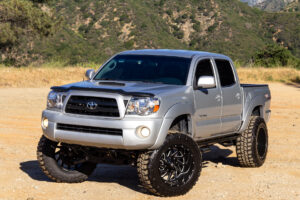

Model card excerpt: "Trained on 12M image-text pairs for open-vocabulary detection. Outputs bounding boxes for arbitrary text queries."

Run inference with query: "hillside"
[1,0,300,66]
[38,0,269,64]
[240,0,265,6]
[283,0,300,11]
[241,0,296,11]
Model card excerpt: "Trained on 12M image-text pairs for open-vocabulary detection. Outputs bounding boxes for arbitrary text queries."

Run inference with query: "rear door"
[214,59,242,133]
[193,58,222,138]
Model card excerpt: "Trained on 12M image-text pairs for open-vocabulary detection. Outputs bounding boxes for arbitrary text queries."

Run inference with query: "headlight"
[47,91,65,110]
[126,97,160,116]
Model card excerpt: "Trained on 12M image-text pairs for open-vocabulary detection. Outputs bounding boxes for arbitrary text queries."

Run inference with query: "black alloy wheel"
[37,136,96,183]
[256,125,268,159]
[54,143,86,172]
[159,144,194,187]
[137,133,202,197]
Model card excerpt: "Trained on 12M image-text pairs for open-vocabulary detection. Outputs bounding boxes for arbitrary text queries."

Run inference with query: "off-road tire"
[37,136,96,183]
[137,133,202,197]
[236,116,268,167]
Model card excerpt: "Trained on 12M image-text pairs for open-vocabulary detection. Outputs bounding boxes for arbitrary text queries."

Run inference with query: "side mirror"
[85,69,95,80]
[197,76,216,89]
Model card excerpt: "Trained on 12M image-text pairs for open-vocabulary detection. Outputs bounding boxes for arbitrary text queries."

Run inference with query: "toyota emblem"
[86,101,98,110]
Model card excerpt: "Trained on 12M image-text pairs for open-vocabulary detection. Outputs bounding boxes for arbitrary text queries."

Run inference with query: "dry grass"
[0,67,89,88]
[237,67,300,84]
[0,66,299,88]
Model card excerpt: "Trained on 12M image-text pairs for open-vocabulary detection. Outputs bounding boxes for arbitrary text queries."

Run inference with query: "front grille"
[65,96,119,117]
[57,123,123,136]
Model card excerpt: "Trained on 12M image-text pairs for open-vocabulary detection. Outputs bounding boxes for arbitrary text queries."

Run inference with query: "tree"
[0,0,62,66]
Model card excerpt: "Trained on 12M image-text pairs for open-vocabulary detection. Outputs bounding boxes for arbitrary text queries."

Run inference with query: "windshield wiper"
[136,80,164,84]
[98,78,117,81]
[97,78,164,84]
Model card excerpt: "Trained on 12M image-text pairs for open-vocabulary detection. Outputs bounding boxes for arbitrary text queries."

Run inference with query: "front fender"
[149,103,194,149]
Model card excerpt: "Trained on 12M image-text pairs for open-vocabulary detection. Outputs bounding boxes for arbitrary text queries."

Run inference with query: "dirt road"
[0,83,299,200]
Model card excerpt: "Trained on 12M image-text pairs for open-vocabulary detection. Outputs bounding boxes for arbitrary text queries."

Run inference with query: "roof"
[119,49,230,60]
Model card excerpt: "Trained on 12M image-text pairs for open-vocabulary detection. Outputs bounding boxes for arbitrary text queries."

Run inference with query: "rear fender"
[240,95,265,132]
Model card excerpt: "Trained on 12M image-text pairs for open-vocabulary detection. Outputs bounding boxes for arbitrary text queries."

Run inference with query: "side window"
[215,59,235,87]
[194,59,215,83]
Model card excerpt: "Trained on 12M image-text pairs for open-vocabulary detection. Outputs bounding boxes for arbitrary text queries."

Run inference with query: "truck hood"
[51,80,187,97]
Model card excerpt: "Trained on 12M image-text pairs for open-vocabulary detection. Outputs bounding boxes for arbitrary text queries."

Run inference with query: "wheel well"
[252,106,261,117]
[169,114,192,135]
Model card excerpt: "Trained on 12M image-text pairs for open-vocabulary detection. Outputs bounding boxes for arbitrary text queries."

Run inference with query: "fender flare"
[240,95,265,132]
[149,103,194,149]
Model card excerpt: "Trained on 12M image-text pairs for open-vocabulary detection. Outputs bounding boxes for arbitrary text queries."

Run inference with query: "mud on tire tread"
[236,116,268,167]
[37,136,96,183]
[137,133,202,197]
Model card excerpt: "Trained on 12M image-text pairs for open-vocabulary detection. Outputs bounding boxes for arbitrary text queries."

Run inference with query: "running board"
[196,134,239,147]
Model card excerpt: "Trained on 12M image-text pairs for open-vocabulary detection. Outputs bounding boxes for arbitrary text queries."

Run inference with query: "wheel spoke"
[177,159,184,165]
[161,171,168,178]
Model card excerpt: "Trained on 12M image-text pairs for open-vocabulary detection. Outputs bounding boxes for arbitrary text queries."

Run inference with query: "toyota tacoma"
[37,49,271,196]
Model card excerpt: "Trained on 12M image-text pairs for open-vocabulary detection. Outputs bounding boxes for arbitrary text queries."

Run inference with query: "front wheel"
[37,136,96,183]
[236,116,268,167]
[137,133,202,197]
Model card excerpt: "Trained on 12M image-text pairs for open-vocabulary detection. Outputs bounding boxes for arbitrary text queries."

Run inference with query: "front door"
[193,58,222,138]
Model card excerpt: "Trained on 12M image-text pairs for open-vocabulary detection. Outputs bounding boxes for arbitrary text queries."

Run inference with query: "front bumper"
[42,110,170,150]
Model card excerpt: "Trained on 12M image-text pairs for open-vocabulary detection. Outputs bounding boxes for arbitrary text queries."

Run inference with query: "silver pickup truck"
[37,49,271,196]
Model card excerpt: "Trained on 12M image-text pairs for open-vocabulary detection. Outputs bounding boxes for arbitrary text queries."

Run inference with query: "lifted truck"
[37,49,271,196]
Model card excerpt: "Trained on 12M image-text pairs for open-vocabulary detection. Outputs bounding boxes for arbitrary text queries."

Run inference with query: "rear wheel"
[37,136,96,183]
[137,133,202,197]
[236,116,268,167]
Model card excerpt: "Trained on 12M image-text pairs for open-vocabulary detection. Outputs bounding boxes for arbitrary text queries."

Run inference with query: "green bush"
[253,44,300,68]
[124,40,134,49]
[207,24,217,32]
[0,23,17,46]
[193,23,201,32]
[173,30,184,39]
[181,13,188,19]
[166,10,172,16]
[78,25,89,34]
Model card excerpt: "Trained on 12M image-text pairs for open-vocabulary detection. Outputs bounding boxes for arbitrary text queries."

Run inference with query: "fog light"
[141,127,150,137]
[42,117,48,129]
[137,126,150,138]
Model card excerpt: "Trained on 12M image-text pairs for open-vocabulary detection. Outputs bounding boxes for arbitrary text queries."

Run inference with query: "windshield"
[94,55,192,85]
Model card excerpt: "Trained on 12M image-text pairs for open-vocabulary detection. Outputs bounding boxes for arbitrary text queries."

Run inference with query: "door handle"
[215,95,221,101]
[235,93,241,100]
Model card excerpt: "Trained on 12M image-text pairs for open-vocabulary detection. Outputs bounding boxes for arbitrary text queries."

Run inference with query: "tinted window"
[94,55,192,85]
[195,59,214,80]
[194,59,215,88]
[215,59,235,87]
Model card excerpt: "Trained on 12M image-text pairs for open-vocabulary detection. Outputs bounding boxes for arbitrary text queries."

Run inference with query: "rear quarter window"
[215,59,236,87]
